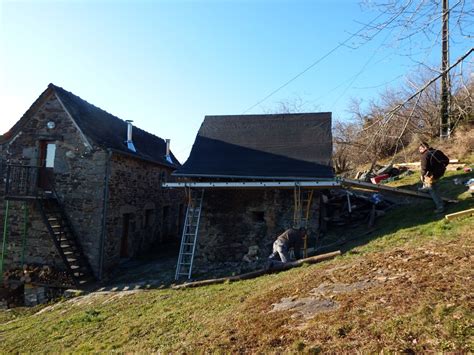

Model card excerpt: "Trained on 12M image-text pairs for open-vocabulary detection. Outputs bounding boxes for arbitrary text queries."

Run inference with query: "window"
[159,171,167,183]
[251,211,265,223]
[45,143,56,168]
[145,209,154,227]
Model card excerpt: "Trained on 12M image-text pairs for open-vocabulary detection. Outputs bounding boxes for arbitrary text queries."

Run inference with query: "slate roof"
[1,84,179,168]
[174,113,334,180]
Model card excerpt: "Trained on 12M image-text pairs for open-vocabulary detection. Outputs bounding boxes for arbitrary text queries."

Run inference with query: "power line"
[241,11,390,114]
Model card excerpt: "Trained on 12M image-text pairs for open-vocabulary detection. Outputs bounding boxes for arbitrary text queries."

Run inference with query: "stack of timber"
[322,189,392,229]
[3,264,74,287]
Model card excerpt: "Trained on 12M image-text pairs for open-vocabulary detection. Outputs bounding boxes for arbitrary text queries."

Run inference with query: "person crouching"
[268,227,306,264]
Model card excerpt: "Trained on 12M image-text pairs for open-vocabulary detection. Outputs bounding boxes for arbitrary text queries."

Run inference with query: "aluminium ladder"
[175,189,204,280]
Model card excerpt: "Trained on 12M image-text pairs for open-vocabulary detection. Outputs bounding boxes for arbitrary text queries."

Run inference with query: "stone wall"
[0,201,63,268]
[103,154,184,273]
[0,93,106,276]
[193,189,321,271]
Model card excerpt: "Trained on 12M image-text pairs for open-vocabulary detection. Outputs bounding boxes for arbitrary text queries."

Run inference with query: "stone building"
[165,113,337,278]
[0,84,183,285]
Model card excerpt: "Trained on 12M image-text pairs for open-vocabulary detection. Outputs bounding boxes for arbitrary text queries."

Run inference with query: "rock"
[63,289,85,299]
[248,245,259,257]
[24,286,47,307]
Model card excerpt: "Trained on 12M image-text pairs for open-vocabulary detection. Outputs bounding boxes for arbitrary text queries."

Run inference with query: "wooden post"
[172,250,341,289]
[445,209,474,221]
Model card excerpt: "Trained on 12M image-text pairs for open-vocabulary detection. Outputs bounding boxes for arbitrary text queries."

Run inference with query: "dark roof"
[2,84,179,168]
[174,113,333,180]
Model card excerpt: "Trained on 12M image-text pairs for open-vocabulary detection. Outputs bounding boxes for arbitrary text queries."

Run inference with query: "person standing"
[418,141,449,213]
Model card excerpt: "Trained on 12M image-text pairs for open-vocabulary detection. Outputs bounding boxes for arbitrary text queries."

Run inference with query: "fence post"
[0,200,10,283]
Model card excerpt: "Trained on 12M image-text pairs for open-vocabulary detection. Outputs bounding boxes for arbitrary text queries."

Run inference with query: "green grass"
[1,169,473,352]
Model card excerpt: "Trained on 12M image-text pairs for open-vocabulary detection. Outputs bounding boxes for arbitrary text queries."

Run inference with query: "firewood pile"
[322,189,394,229]
[3,265,74,287]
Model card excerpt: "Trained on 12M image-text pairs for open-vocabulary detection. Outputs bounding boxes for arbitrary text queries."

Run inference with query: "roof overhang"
[172,172,334,180]
[162,180,340,189]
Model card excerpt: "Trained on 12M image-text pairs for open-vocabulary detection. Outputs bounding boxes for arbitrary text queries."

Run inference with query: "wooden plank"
[340,178,457,203]
[172,251,341,289]
[340,178,432,199]
[445,209,474,221]
[395,159,459,166]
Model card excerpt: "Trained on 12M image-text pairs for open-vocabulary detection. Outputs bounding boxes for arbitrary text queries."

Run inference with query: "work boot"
[434,207,445,214]
[418,186,431,192]
[264,260,274,271]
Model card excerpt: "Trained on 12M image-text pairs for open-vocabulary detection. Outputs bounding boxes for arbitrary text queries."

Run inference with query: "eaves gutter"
[162,180,340,189]
[107,148,179,170]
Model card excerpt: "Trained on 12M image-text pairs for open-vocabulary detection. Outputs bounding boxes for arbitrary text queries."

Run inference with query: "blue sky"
[0,0,471,161]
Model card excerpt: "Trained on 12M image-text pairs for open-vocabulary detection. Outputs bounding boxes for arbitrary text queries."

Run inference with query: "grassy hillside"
[1,169,473,352]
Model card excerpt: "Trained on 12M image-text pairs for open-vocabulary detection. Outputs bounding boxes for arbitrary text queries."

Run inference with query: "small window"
[45,143,56,168]
[159,171,166,183]
[145,209,154,227]
[162,206,170,220]
[251,211,265,223]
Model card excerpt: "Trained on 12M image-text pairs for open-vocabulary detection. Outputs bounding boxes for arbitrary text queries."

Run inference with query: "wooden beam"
[445,209,474,221]
[340,178,457,203]
[340,178,432,199]
[172,250,341,289]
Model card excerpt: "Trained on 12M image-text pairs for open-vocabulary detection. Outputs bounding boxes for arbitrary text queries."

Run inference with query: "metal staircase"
[175,189,204,280]
[36,196,95,287]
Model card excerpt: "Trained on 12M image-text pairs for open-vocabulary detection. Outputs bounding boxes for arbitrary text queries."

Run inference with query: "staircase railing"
[36,187,95,286]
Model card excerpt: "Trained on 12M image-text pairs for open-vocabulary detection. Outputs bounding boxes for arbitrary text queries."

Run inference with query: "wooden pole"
[172,250,341,290]
[0,200,10,283]
[445,208,474,221]
[21,202,29,266]
[440,0,450,138]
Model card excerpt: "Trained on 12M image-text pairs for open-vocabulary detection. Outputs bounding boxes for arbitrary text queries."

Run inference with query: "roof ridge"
[204,112,331,118]
[49,83,167,143]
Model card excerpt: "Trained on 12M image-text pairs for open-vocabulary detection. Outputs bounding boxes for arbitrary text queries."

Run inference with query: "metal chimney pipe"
[125,120,136,152]
[165,139,170,156]
[126,120,133,142]
[165,139,173,164]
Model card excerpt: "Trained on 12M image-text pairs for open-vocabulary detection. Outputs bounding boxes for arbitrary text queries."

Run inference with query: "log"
[445,208,474,221]
[172,250,342,290]
[395,159,459,167]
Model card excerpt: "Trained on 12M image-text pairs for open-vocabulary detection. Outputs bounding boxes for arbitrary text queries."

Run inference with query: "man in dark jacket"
[268,227,305,263]
[419,142,449,213]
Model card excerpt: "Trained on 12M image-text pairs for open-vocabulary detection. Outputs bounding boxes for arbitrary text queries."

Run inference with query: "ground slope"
[0,170,473,352]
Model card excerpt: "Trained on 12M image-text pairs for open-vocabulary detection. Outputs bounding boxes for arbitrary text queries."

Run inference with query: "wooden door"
[38,141,56,190]
[120,214,130,258]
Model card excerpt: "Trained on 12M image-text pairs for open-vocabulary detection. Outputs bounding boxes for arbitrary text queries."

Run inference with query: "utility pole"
[440,0,450,138]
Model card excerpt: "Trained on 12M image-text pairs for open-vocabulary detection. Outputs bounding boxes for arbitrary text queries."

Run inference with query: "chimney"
[125,120,136,153]
[165,139,173,164]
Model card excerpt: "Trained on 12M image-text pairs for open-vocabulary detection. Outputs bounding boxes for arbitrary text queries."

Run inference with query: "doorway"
[120,213,131,258]
[38,140,56,190]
